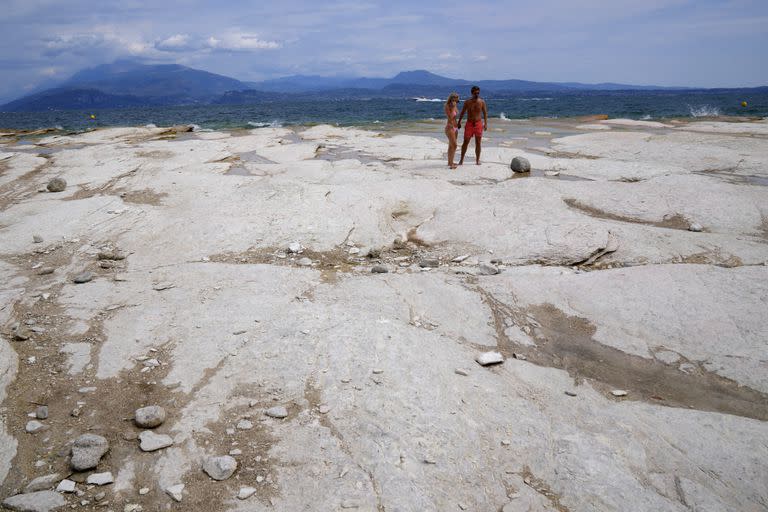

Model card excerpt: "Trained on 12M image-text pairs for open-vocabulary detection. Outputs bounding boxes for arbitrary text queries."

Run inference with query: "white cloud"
[155,33,194,52]
[205,32,280,52]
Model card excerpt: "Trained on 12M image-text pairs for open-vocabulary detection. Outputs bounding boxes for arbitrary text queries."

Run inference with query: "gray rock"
[2,490,67,511]
[70,434,109,471]
[46,177,67,193]
[287,242,302,253]
[134,406,166,428]
[477,263,500,275]
[454,368,470,376]
[165,484,184,502]
[237,487,257,500]
[688,223,703,232]
[138,431,173,452]
[33,235,43,244]
[265,406,288,419]
[297,257,313,267]
[371,265,389,274]
[72,271,93,284]
[86,472,113,486]
[97,251,126,261]
[202,455,237,481]
[26,420,46,433]
[24,474,61,493]
[55,479,75,493]
[35,406,49,420]
[475,351,504,366]
[37,268,55,276]
[13,327,30,341]
[236,419,253,430]
[418,259,439,268]
[510,156,531,173]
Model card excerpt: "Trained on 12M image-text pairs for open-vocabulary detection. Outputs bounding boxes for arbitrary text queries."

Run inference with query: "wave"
[499,112,511,121]
[248,120,283,128]
[517,97,554,102]
[688,105,720,117]
[412,97,443,102]
[641,115,652,120]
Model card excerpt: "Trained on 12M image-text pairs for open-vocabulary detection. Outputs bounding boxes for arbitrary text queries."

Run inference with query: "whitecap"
[688,105,720,117]
[517,97,554,102]
[413,97,443,102]
[499,112,511,121]
[641,115,652,120]
[248,120,283,128]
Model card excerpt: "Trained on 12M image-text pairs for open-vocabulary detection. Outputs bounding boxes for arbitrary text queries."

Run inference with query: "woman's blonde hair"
[445,92,459,108]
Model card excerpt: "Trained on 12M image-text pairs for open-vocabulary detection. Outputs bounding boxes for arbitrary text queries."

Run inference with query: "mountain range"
[0,60,754,112]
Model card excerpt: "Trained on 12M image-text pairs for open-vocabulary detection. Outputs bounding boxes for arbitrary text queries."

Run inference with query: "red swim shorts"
[464,120,484,140]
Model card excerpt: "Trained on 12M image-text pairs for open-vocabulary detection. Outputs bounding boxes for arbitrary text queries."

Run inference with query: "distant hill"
[5,61,758,112]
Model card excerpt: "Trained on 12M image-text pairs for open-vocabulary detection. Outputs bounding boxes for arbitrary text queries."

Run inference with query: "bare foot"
[476,161,481,165]
[450,164,458,169]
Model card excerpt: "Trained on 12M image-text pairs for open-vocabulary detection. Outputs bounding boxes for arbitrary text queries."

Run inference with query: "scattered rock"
[475,351,504,366]
[2,490,67,512]
[318,405,331,414]
[611,390,628,397]
[46,177,67,193]
[26,420,46,434]
[124,505,143,512]
[24,474,61,493]
[71,434,109,471]
[237,487,257,500]
[138,488,150,495]
[348,247,360,255]
[37,267,55,276]
[371,265,389,274]
[152,282,174,291]
[512,353,527,361]
[33,235,43,243]
[97,250,126,261]
[297,257,313,266]
[565,391,578,397]
[236,419,253,430]
[72,271,93,284]
[454,368,470,376]
[203,455,237,481]
[229,449,242,455]
[287,242,302,253]
[138,431,173,452]
[418,259,439,268]
[341,500,361,509]
[165,484,184,502]
[545,170,560,176]
[510,156,531,173]
[13,328,31,341]
[265,406,288,419]
[452,254,470,263]
[688,223,703,232]
[86,472,114,486]
[134,406,166,428]
[477,263,500,275]
[56,479,76,493]
[99,261,114,269]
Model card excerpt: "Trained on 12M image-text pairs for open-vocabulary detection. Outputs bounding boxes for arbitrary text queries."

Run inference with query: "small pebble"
[33,235,43,243]
[165,484,184,502]
[475,351,504,366]
[265,406,288,419]
[57,479,76,493]
[611,390,628,397]
[564,391,577,397]
[371,265,388,274]
[454,368,470,376]
[237,487,257,500]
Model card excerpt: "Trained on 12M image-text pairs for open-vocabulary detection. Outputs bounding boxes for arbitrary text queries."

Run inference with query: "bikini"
[446,106,458,133]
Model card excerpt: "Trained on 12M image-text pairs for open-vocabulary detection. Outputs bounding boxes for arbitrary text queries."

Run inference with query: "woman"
[444,92,460,169]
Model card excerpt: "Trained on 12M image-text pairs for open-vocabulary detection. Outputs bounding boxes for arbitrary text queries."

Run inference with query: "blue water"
[1,91,766,131]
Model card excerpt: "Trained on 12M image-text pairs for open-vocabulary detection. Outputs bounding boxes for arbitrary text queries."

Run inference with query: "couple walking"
[444,85,488,168]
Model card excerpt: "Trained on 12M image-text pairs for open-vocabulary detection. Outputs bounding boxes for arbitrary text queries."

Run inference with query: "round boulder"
[71,434,109,471]
[510,157,531,173]
[134,405,166,428]
[46,177,67,192]
[203,455,237,481]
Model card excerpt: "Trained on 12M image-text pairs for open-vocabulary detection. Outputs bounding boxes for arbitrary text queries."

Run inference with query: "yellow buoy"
[741,101,748,107]
[90,114,96,119]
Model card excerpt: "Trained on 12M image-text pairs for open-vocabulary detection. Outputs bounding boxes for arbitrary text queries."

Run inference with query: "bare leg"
[459,138,470,165]
[475,137,482,165]
[446,128,458,168]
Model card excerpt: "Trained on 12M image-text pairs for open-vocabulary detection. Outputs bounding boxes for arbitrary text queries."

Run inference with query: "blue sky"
[1,0,767,102]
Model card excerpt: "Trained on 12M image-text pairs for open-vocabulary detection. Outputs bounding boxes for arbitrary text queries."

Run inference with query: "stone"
[24,474,61,493]
[287,242,302,253]
[341,500,361,509]
[477,263,500,275]
[2,491,67,511]
[318,405,331,414]
[688,223,703,232]
[475,351,504,366]
[72,271,93,284]
[13,328,31,341]
[37,268,55,276]
[33,235,43,243]
[565,391,578,397]
[134,406,166,428]
[454,368,470,376]
[138,488,150,495]
[265,406,288,419]
[97,250,126,261]
[611,390,628,397]
[203,455,237,481]
[71,434,109,471]
[237,487,257,500]
[452,254,470,263]
[510,156,531,173]
[26,420,46,433]
[165,484,184,502]
[418,259,439,268]
[371,265,389,274]
[138,431,173,452]
[86,472,114,486]
[124,504,143,512]
[56,479,76,493]
[46,177,67,192]
[236,419,253,430]
[297,257,313,266]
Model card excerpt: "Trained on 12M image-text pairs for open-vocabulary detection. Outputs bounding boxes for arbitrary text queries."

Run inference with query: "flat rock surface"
[1,120,767,511]
[2,490,66,511]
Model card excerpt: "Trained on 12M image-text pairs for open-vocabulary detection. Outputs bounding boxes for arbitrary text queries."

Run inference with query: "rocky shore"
[1,118,767,511]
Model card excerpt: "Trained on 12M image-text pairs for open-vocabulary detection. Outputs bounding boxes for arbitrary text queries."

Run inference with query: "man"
[457,85,488,165]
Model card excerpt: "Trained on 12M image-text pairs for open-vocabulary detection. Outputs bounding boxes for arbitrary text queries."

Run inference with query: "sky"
[1,0,767,102]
